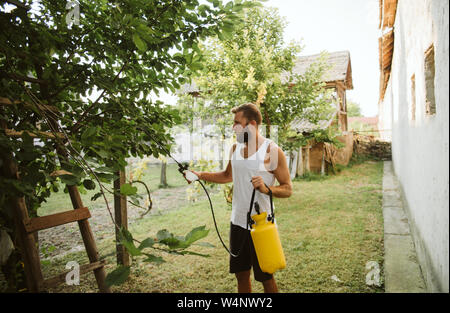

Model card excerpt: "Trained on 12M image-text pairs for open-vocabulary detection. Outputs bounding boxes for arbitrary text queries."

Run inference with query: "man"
[189,103,292,293]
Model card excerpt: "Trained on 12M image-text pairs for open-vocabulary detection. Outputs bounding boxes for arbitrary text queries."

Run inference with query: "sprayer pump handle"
[247,183,275,229]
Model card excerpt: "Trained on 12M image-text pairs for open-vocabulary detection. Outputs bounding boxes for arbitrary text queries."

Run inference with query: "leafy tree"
[190,5,334,151]
[347,99,363,117]
[0,0,255,290]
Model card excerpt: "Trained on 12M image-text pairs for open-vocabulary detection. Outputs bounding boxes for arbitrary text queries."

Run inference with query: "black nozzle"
[178,162,189,174]
[254,201,260,215]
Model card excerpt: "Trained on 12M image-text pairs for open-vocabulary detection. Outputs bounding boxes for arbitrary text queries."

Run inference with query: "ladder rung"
[42,259,107,289]
[24,207,91,233]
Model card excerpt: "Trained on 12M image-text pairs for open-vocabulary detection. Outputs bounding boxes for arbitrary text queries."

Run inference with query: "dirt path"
[38,185,196,260]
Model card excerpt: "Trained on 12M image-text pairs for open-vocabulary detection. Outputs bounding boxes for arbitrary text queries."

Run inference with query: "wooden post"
[321,146,326,176]
[0,151,44,292]
[114,170,130,266]
[289,150,298,179]
[305,146,311,174]
[297,147,304,177]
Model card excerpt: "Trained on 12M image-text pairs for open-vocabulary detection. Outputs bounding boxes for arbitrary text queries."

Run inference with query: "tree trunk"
[220,133,225,170]
[160,160,168,188]
[263,105,271,138]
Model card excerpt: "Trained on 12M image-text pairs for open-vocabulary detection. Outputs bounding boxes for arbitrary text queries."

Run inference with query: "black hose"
[198,179,246,258]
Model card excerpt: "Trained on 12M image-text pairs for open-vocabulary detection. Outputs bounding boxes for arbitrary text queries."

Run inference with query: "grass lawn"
[41,158,385,293]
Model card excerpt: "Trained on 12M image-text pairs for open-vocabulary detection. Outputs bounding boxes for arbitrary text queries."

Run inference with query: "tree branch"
[70,61,128,133]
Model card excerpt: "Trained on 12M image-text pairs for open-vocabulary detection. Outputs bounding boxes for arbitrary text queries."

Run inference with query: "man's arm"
[189,144,235,184]
[251,146,292,198]
[195,160,232,183]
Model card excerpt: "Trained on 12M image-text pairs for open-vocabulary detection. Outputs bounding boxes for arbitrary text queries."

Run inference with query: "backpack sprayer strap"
[247,183,275,230]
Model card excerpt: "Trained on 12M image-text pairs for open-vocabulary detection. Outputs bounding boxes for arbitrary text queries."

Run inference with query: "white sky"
[265,0,381,117]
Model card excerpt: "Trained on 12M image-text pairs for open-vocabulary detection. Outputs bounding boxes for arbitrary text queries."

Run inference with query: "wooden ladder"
[1,151,111,292]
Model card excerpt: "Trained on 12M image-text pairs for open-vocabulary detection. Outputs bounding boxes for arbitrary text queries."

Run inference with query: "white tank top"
[231,138,276,229]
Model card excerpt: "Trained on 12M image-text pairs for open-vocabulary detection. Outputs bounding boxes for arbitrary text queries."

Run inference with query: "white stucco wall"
[380,0,449,292]
[381,0,449,292]
[378,79,393,141]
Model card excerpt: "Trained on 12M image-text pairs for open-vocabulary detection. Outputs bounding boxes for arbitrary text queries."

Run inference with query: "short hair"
[231,103,262,125]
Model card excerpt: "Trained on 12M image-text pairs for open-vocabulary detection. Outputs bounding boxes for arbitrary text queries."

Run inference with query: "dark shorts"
[229,222,273,282]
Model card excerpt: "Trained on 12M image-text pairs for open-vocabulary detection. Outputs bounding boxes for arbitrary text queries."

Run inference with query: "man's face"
[232,111,248,132]
[232,111,258,145]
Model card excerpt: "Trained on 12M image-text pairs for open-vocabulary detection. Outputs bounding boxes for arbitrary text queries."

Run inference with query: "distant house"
[289,51,354,176]
[289,50,353,132]
[348,116,379,136]
[377,0,449,292]
[348,116,379,128]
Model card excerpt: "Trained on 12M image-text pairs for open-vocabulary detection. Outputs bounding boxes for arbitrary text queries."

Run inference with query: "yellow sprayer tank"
[250,212,286,274]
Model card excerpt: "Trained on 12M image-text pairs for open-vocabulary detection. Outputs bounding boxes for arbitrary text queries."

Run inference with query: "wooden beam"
[305,146,311,173]
[335,80,347,91]
[382,0,398,29]
[296,146,304,177]
[0,150,44,292]
[42,260,107,289]
[0,97,59,113]
[321,147,325,176]
[50,170,74,177]
[114,170,130,266]
[23,207,91,233]
[49,118,111,293]
[3,128,65,139]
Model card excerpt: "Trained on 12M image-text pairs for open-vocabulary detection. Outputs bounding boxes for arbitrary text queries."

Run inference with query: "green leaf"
[105,265,130,287]
[95,166,116,173]
[83,179,96,190]
[138,237,155,250]
[121,239,142,256]
[183,225,210,246]
[142,253,165,265]
[157,229,182,248]
[120,227,133,242]
[120,183,138,196]
[181,250,210,257]
[118,228,141,256]
[189,62,203,71]
[224,1,233,11]
[90,147,109,159]
[81,126,97,142]
[95,172,117,182]
[91,192,102,201]
[193,242,215,248]
[59,174,80,186]
[132,33,147,52]
[156,229,172,241]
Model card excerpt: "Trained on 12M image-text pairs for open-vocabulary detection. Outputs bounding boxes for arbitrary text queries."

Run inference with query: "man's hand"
[251,176,270,194]
[184,170,201,184]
